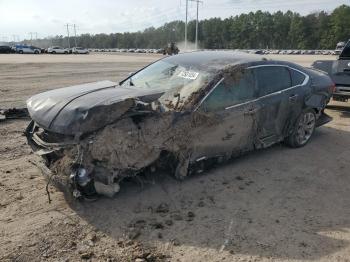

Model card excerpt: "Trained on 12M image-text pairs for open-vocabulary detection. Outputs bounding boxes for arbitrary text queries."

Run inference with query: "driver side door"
[191,68,259,162]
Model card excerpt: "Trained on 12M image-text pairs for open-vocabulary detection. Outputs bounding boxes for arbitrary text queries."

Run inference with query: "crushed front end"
[25,120,99,199]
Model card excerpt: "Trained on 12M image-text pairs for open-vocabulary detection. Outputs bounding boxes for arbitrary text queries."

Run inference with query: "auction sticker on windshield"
[178,70,199,80]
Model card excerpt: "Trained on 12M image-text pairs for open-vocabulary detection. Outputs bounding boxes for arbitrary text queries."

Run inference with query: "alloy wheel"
[296,112,316,145]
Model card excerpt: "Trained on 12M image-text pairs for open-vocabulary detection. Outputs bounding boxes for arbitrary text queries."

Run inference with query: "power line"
[111,6,190,31]
[1,36,9,42]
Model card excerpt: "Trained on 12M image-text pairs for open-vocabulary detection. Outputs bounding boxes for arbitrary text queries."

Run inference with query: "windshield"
[121,60,214,110]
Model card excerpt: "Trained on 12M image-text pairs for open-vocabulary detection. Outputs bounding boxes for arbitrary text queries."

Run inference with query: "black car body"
[312,40,350,101]
[0,45,14,54]
[25,51,333,198]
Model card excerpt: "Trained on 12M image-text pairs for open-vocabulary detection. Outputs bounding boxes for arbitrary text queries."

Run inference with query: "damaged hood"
[27,80,163,135]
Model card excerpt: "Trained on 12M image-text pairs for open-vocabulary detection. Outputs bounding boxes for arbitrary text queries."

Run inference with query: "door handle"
[289,94,299,102]
[244,108,258,115]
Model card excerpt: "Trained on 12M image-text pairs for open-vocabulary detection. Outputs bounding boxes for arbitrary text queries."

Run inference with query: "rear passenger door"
[283,67,309,126]
[251,65,293,147]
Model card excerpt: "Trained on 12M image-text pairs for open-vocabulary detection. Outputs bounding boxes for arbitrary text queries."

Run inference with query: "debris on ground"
[0,108,29,121]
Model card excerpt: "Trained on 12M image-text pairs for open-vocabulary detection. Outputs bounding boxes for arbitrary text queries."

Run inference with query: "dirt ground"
[1,53,350,262]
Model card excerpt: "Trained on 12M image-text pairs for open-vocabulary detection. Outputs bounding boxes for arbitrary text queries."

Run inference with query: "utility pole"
[185,0,188,50]
[73,24,77,47]
[12,35,18,43]
[29,32,34,45]
[189,0,203,50]
[66,24,70,48]
[33,32,38,45]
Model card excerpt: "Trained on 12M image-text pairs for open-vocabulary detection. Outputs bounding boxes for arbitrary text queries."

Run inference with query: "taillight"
[330,83,336,94]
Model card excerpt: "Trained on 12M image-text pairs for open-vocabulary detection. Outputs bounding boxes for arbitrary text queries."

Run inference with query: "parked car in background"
[0,45,15,54]
[72,47,89,54]
[16,45,41,54]
[335,41,345,55]
[312,40,350,102]
[25,51,333,199]
[47,46,69,54]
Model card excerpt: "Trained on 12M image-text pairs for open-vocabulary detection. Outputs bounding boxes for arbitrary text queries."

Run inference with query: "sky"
[0,0,349,41]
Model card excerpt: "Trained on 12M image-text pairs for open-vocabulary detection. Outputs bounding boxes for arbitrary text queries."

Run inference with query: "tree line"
[36,4,350,50]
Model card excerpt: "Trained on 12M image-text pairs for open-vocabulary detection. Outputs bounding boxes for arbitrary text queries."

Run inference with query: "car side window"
[290,69,305,86]
[254,66,291,97]
[200,69,257,112]
[340,42,350,59]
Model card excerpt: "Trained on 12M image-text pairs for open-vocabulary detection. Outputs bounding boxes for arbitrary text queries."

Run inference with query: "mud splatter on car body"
[25,51,333,199]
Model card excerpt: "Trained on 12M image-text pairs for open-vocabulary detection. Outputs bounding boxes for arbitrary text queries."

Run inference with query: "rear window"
[254,66,291,97]
[290,69,306,86]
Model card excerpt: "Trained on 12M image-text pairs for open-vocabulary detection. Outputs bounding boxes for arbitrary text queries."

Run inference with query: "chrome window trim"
[225,99,256,110]
[194,78,224,112]
[195,64,310,112]
[225,65,310,110]
[247,64,309,86]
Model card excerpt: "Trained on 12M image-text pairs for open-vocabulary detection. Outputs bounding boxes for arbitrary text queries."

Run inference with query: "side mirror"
[128,72,134,76]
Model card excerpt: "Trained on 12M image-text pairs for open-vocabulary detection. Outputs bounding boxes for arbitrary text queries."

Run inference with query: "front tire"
[286,109,316,148]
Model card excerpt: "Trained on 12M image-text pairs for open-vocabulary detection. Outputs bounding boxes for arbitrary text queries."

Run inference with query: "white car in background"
[72,47,89,54]
[16,45,41,54]
[47,46,69,54]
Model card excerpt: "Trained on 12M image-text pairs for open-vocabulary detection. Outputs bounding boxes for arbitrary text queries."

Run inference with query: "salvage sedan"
[25,51,334,199]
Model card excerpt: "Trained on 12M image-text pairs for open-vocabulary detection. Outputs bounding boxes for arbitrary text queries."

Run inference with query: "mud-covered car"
[25,51,333,199]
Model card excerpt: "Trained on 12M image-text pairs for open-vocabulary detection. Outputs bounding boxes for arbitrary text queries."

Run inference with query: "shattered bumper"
[25,118,162,199]
[25,121,101,199]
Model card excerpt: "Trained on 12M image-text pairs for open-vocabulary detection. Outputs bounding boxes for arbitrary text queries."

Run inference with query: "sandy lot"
[1,53,350,262]
[0,53,162,109]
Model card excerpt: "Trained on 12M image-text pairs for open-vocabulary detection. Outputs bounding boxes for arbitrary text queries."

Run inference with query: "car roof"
[162,51,266,72]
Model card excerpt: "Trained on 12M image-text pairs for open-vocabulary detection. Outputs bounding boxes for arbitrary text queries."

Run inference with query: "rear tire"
[285,109,316,148]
